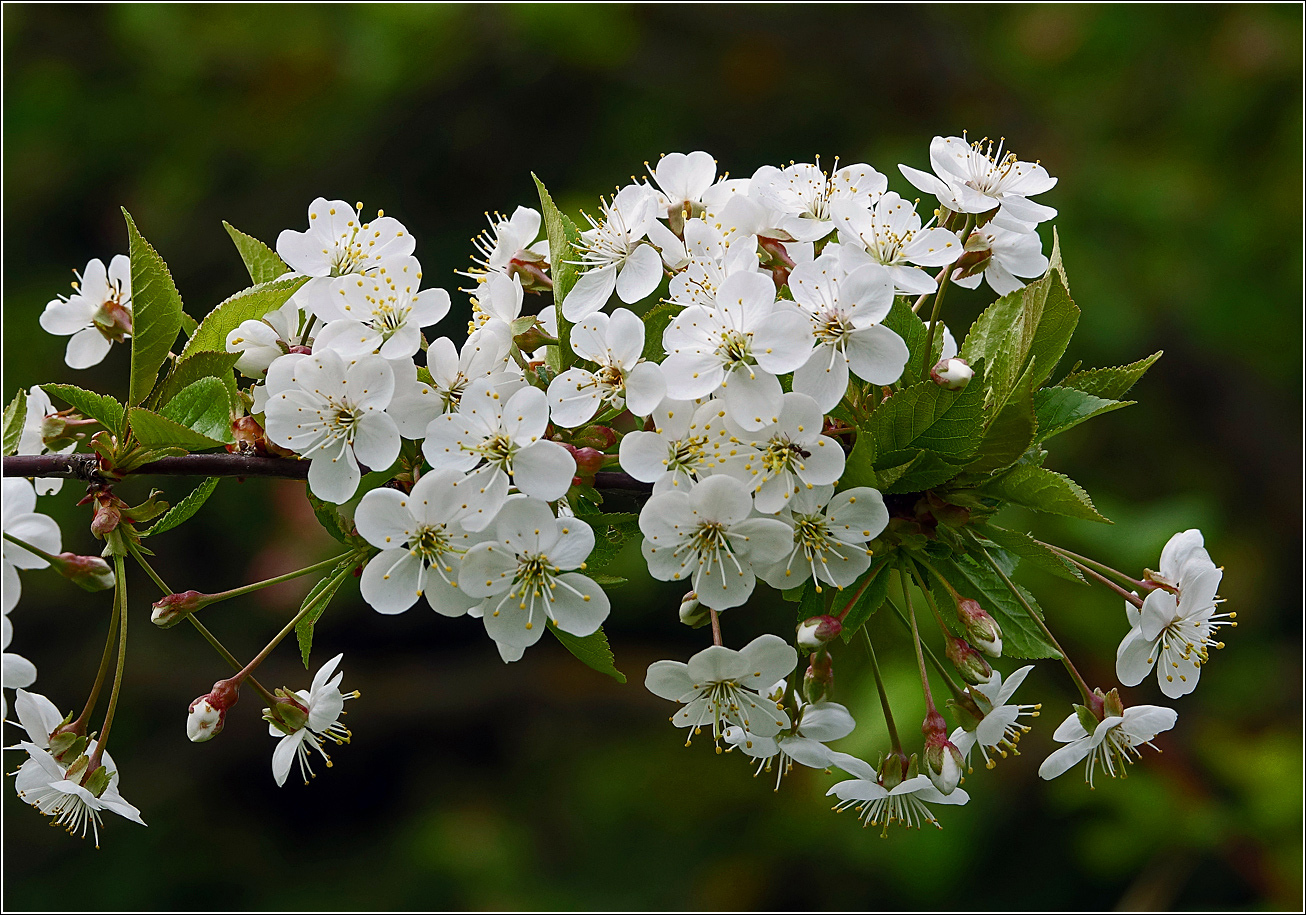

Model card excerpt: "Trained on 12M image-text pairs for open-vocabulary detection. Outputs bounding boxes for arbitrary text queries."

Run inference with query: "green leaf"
[180,274,307,359]
[840,560,892,641]
[1032,387,1130,444]
[839,431,878,490]
[141,477,220,537]
[979,463,1109,523]
[223,221,290,285]
[588,572,627,587]
[582,512,641,572]
[128,407,226,451]
[533,175,582,374]
[159,378,234,443]
[43,383,125,434]
[123,209,185,407]
[881,452,966,494]
[797,579,826,619]
[306,490,360,545]
[865,370,987,467]
[296,554,367,668]
[976,524,1086,584]
[3,388,27,457]
[551,625,627,683]
[152,350,240,411]
[926,554,1060,659]
[966,374,1037,474]
[640,301,680,365]
[179,312,199,337]
[1060,351,1163,400]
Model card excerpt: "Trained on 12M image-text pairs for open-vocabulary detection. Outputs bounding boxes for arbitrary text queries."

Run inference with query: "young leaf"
[223,221,290,285]
[159,377,234,443]
[979,463,1109,523]
[533,174,582,373]
[839,560,892,641]
[838,431,878,490]
[3,388,27,457]
[882,452,966,495]
[141,477,220,537]
[180,312,199,337]
[975,523,1086,584]
[180,274,307,359]
[307,490,364,546]
[152,350,241,410]
[1060,351,1163,400]
[583,512,641,571]
[866,371,987,467]
[1032,387,1131,444]
[797,579,825,619]
[43,383,125,434]
[926,554,1060,659]
[882,297,947,369]
[123,209,185,407]
[639,301,680,364]
[551,624,627,683]
[296,553,369,668]
[128,406,226,450]
[965,375,1037,474]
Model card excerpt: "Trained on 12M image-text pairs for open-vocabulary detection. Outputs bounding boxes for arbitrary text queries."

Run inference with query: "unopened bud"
[152,590,206,628]
[796,615,842,651]
[930,357,973,390]
[49,553,115,592]
[922,709,964,795]
[678,591,709,628]
[90,497,121,537]
[264,688,309,734]
[186,696,225,742]
[803,651,834,704]
[562,444,605,486]
[570,424,618,451]
[952,231,994,279]
[511,318,558,354]
[957,598,1003,657]
[945,636,993,685]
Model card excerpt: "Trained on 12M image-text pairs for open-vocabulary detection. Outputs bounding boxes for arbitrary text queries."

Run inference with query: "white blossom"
[17,385,73,495]
[759,486,888,591]
[313,257,449,360]
[562,184,666,320]
[3,479,61,614]
[39,255,132,369]
[546,307,666,427]
[951,224,1050,296]
[460,497,609,662]
[830,193,962,294]
[666,219,761,311]
[464,205,549,282]
[724,681,856,789]
[267,653,359,787]
[618,398,727,494]
[826,754,969,833]
[750,160,887,242]
[948,665,1042,771]
[644,634,798,745]
[900,135,1057,231]
[425,323,513,414]
[1038,700,1177,786]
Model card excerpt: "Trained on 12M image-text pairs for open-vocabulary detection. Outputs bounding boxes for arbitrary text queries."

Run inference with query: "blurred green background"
[3,4,1301,910]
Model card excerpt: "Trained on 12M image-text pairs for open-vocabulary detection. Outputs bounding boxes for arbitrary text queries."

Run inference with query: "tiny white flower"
[463,205,550,283]
[948,665,1042,771]
[460,497,609,662]
[639,475,793,610]
[950,224,1050,296]
[900,135,1058,231]
[826,754,969,833]
[226,299,308,379]
[313,257,449,360]
[3,478,62,614]
[1116,529,1232,699]
[562,184,664,321]
[18,385,74,496]
[263,349,401,504]
[422,378,576,529]
[39,255,132,369]
[725,684,857,789]
[546,307,666,427]
[267,653,359,787]
[425,324,514,414]
[618,398,727,494]
[355,469,485,617]
[1038,699,1177,786]
[645,634,798,745]
[751,160,887,242]
[186,697,224,743]
[759,486,889,592]
[830,193,963,294]
[666,219,761,311]
[467,271,525,337]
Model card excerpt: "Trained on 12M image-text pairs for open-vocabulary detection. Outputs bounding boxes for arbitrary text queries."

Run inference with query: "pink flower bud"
[151,590,206,628]
[945,636,993,685]
[930,357,974,390]
[89,497,121,537]
[957,598,1003,657]
[796,615,842,651]
[803,651,835,704]
[186,677,241,743]
[49,553,116,592]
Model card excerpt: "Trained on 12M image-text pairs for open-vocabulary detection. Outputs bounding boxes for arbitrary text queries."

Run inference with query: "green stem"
[85,554,128,777]
[884,595,968,703]
[65,582,120,736]
[2,530,59,565]
[230,563,353,685]
[834,557,889,622]
[708,607,723,646]
[898,565,936,712]
[1041,541,1155,594]
[1062,555,1146,608]
[860,628,902,753]
[198,553,353,607]
[905,558,955,637]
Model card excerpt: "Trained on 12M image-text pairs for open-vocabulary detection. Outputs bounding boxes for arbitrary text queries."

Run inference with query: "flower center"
[716,328,754,367]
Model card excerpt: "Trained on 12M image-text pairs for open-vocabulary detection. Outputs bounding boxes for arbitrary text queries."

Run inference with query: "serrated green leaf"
[142,477,219,537]
[797,579,826,619]
[839,431,878,490]
[1060,351,1163,400]
[588,572,627,587]
[866,369,987,467]
[582,512,641,572]
[123,209,184,407]
[296,554,367,668]
[306,490,360,545]
[839,560,892,641]
[882,452,966,494]
[180,275,307,359]
[976,523,1086,584]
[979,463,1109,523]
[128,407,226,450]
[223,221,289,285]
[152,350,240,411]
[533,175,582,374]
[640,301,680,364]
[924,553,1060,659]
[180,312,199,337]
[1032,387,1130,444]
[43,383,125,434]
[551,625,626,683]
[966,375,1037,474]
[3,388,27,457]
[159,377,234,443]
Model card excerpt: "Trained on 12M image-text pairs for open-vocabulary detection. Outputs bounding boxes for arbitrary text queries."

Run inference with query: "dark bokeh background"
[3,4,1301,910]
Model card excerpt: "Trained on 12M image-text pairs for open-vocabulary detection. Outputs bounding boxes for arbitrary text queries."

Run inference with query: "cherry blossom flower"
[951,224,1049,296]
[661,270,813,430]
[645,634,798,745]
[277,198,415,316]
[830,193,963,294]
[666,219,761,311]
[949,665,1042,771]
[826,753,969,833]
[639,475,793,610]
[618,398,727,494]
[563,184,664,320]
[312,257,449,360]
[355,469,484,617]
[263,349,400,504]
[425,324,514,414]
[546,307,666,427]
[724,681,857,789]
[787,251,908,411]
[1116,529,1232,699]
[900,135,1057,231]
[3,478,61,614]
[422,378,576,529]
[463,205,550,285]
[460,497,609,662]
[758,486,888,591]
[2,615,37,720]
[266,653,359,787]
[227,299,308,378]
[17,385,74,496]
[750,160,887,242]
[39,255,132,369]
[1038,695,1177,786]
[468,271,525,336]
